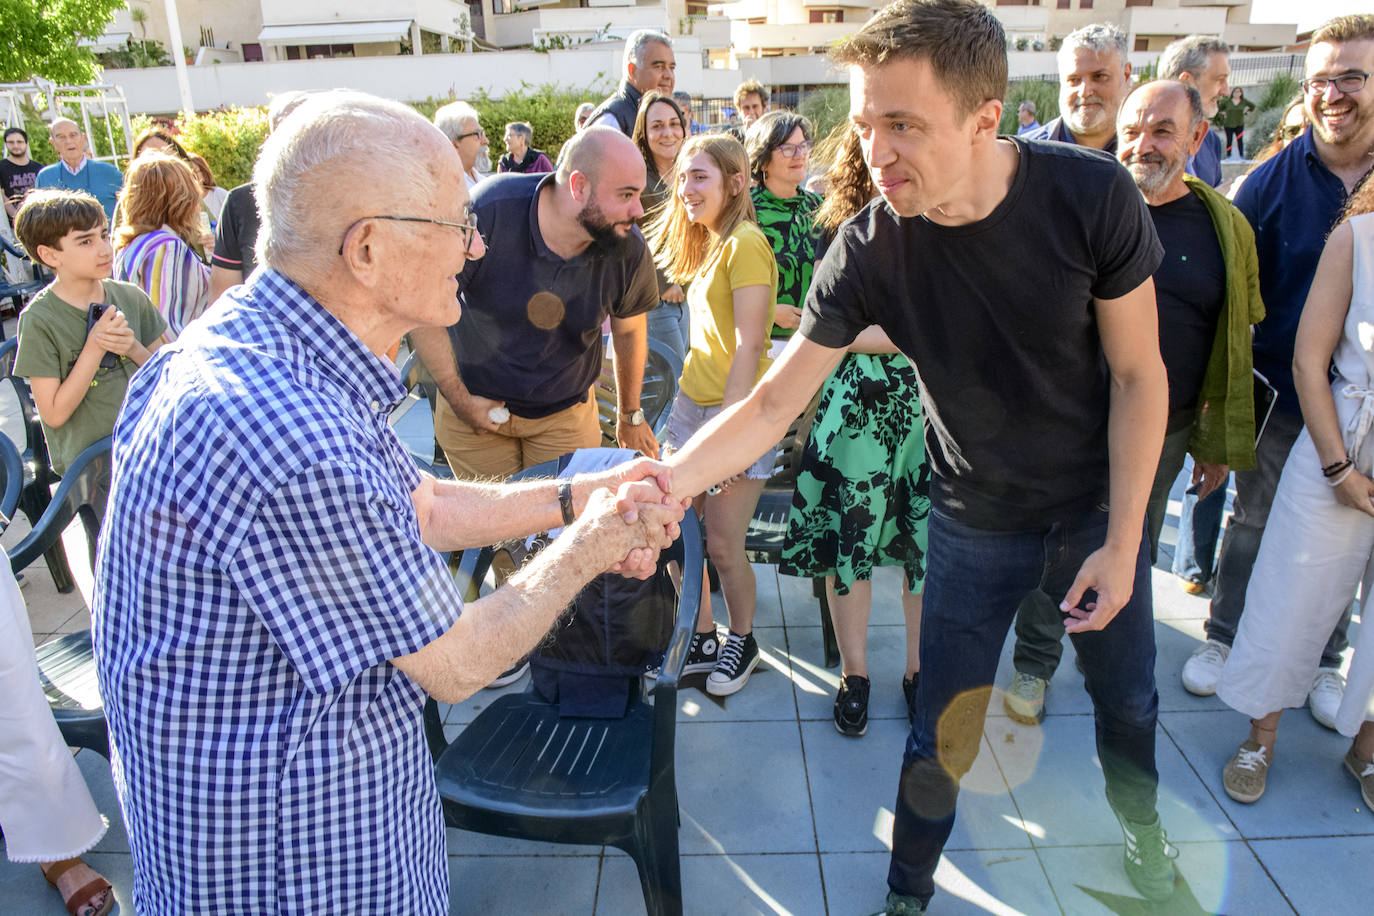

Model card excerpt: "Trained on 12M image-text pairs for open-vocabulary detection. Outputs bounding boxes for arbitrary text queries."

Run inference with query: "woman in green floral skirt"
[746,122,929,738]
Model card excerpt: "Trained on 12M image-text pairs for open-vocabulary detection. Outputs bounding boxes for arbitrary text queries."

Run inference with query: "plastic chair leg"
[629,811,682,916]
[18,483,75,593]
[813,578,840,668]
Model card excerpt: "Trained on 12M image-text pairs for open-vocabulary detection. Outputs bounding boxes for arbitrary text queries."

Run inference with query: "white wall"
[104,44,704,113]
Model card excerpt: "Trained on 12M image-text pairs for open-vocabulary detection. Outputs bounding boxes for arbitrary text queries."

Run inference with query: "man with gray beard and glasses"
[1004,79,1265,725]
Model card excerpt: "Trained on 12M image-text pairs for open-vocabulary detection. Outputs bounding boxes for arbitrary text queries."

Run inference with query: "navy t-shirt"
[1149,192,1225,415]
[449,172,658,418]
[210,183,259,279]
[799,138,1163,529]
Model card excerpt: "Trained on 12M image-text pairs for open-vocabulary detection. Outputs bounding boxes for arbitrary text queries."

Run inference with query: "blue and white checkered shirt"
[94,270,463,915]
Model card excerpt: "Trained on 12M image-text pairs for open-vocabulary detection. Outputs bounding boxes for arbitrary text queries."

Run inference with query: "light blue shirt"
[36,158,123,219]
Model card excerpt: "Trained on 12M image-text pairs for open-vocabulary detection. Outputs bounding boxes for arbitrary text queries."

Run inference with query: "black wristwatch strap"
[558,480,576,526]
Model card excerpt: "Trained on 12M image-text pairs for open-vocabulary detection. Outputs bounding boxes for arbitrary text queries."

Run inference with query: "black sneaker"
[682,631,720,676]
[706,631,759,696]
[834,675,871,736]
[486,658,529,689]
[902,673,920,727]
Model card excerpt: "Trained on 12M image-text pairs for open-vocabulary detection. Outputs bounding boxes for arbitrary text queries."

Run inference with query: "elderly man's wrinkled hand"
[583,456,676,508]
[581,486,684,580]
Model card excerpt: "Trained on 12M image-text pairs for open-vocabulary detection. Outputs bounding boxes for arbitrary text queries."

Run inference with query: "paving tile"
[991,713,1232,847]
[1161,708,1374,839]
[1038,840,1290,915]
[803,717,1032,855]
[820,849,1059,915]
[675,720,815,855]
[786,625,914,724]
[597,850,826,916]
[447,852,601,914]
[1250,836,1374,914]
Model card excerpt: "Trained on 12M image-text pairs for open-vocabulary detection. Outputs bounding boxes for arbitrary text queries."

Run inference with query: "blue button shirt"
[1186,130,1223,188]
[449,172,658,418]
[1233,129,1350,413]
[94,271,462,914]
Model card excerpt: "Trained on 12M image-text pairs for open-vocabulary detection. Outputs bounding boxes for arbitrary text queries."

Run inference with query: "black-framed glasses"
[1301,72,1369,95]
[455,127,486,141]
[337,215,480,255]
[776,140,814,158]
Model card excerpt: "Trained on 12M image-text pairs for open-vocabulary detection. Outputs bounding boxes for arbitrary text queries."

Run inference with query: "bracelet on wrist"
[1327,465,1355,487]
[557,480,576,526]
[1322,458,1353,479]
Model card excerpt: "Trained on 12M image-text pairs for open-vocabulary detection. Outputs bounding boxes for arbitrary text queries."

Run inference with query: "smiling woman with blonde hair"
[112,152,212,338]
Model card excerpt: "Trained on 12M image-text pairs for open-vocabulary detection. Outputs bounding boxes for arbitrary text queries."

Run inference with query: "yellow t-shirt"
[678,221,778,406]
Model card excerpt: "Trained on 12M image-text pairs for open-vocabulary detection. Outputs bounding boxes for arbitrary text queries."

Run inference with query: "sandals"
[41,858,114,916]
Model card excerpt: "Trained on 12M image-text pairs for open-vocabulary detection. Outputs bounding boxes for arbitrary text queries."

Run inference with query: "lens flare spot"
[527,292,565,330]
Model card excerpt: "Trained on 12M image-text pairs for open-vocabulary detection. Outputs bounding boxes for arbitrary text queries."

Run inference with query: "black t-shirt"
[450,173,658,418]
[1149,192,1226,415]
[210,183,260,278]
[800,138,1163,529]
[0,159,44,205]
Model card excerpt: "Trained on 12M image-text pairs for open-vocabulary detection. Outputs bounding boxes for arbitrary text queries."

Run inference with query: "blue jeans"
[1171,478,1226,584]
[889,506,1159,905]
[646,301,688,367]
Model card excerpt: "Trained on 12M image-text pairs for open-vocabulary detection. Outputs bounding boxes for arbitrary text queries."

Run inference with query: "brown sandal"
[41,858,114,916]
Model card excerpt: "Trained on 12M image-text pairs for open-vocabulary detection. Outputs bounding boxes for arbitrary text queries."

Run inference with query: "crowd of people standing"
[1,3,1373,915]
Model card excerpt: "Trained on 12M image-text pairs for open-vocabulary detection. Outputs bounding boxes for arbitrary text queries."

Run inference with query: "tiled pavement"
[3,377,1372,912]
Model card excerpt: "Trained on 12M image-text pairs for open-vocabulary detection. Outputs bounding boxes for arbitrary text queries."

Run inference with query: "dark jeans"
[1012,421,1189,680]
[889,506,1159,905]
[646,301,688,367]
[1224,126,1245,158]
[1208,407,1351,666]
[1171,478,1226,585]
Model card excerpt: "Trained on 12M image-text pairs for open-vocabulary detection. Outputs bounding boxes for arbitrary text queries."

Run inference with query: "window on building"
[747,17,766,24]
[997,0,1031,6]
[1080,0,1092,8]
[1134,37,1150,51]
[809,9,844,22]
[687,1,708,15]
[241,42,263,62]
[1125,0,1152,6]
[1057,0,1070,8]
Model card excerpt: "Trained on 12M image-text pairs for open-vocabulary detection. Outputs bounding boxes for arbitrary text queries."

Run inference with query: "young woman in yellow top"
[649,133,778,696]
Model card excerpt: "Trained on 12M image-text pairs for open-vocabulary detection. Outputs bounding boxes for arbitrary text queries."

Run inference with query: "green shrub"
[174,107,269,188]
[462,81,612,161]
[1257,73,1301,111]
[797,86,849,146]
[1000,80,1058,135]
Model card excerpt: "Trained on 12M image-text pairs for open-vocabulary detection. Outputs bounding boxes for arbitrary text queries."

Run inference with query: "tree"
[1,0,130,84]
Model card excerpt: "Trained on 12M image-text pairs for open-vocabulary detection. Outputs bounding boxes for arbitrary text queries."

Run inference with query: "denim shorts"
[663,392,777,481]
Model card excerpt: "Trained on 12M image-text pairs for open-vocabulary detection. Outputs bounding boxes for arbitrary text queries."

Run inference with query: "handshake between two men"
[395,455,692,703]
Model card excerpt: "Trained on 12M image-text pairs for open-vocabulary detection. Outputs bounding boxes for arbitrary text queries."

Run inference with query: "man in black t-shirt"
[1006,81,1265,723]
[1,128,45,220]
[663,2,1175,911]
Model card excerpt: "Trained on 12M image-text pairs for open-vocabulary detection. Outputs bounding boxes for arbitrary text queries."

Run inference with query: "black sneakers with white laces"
[707,631,759,696]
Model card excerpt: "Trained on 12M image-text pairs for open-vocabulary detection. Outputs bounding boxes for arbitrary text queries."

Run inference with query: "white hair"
[624,29,670,72]
[1060,23,1128,64]
[254,91,442,277]
[1157,35,1230,81]
[49,116,81,134]
[433,100,481,141]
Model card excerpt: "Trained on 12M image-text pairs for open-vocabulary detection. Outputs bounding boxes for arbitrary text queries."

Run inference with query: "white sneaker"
[1181,640,1229,696]
[1308,669,1346,730]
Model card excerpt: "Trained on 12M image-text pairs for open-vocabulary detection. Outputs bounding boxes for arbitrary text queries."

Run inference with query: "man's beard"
[476,149,492,174]
[1124,151,1185,198]
[578,200,635,257]
[1066,97,1112,135]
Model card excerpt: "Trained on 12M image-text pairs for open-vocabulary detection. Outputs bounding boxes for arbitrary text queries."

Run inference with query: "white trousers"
[0,565,107,862]
[1217,427,1374,736]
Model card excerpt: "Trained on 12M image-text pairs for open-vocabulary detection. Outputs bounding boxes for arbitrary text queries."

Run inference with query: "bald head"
[558,126,645,187]
[254,91,462,280]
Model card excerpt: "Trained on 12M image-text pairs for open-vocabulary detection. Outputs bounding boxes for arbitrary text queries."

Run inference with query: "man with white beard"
[1005,79,1265,723]
[1028,23,1130,154]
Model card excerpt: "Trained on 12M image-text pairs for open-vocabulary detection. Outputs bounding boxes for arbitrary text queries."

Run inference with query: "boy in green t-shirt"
[12,189,166,477]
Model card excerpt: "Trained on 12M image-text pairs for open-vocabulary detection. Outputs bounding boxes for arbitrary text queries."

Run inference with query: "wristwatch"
[621,408,645,426]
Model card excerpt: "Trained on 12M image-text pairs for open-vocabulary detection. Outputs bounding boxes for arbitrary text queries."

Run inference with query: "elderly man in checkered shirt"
[91,91,684,915]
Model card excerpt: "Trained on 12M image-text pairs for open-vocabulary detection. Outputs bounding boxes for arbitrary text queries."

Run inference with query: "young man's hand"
[92,308,136,356]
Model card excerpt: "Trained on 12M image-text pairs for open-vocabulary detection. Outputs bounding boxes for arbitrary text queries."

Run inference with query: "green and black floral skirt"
[779,353,930,595]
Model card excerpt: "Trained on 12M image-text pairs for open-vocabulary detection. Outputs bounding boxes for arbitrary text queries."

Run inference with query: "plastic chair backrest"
[7,436,111,574]
[0,433,22,528]
[595,335,682,447]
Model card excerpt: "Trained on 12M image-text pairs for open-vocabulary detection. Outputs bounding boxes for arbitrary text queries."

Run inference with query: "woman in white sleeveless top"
[1215,175,1374,811]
